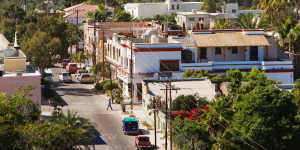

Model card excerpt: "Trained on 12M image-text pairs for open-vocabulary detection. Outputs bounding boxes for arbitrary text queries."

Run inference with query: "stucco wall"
[4,58,26,72]
[125,3,168,19]
[265,72,294,84]
[134,51,181,73]
[265,37,279,60]
[0,75,41,105]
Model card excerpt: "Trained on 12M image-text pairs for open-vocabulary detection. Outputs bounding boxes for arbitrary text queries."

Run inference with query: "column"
[245,47,250,61]
[258,46,264,61]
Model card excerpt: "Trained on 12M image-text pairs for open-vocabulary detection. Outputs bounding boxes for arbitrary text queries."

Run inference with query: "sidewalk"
[112,103,172,150]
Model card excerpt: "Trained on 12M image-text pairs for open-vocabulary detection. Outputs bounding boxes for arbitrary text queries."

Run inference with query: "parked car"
[122,117,139,135]
[66,63,78,74]
[61,59,70,68]
[135,135,152,150]
[43,72,54,83]
[78,73,94,84]
[75,69,89,80]
[59,72,72,83]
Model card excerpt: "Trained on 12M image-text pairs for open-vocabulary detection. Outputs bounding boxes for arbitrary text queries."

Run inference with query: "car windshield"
[70,64,76,67]
[82,74,90,78]
[79,70,88,73]
[125,121,138,127]
[138,137,149,142]
[44,73,53,77]
[62,73,70,76]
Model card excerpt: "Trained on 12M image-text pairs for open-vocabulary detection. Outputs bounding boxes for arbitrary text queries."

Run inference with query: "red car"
[135,135,152,150]
[66,63,78,74]
[61,59,70,68]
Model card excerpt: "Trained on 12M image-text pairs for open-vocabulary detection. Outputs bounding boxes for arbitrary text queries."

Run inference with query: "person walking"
[106,96,113,111]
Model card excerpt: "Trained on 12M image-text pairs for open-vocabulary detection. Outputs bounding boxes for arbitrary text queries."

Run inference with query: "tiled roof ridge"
[64,3,85,11]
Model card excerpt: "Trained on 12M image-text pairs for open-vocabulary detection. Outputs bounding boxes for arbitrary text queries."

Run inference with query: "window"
[215,47,222,55]
[181,49,194,63]
[232,9,237,13]
[160,60,179,71]
[137,83,142,100]
[189,17,194,21]
[232,47,238,54]
[171,4,175,10]
[199,47,207,59]
[177,4,180,10]
[198,17,204,22]
[250,46,258,61]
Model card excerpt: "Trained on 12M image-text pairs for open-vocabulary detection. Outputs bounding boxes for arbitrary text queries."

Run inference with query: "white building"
[124,0,203,19]
[175,11,236,30]
[105,29,294,103]
[223,3,263,17]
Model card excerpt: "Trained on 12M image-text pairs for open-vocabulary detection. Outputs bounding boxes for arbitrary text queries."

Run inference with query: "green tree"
[213,19,233,29]
[237,13,260,29]
[172,95,208,111]
[292,79,300,110]
[231,85,300,150]
[201,0,217,13]
[87,4,111,21]
[0,88,94,150]
[114,8,133,22]
[21,31,61,74]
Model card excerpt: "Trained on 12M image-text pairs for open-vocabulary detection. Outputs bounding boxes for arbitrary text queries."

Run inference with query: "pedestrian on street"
[106,96,113,111]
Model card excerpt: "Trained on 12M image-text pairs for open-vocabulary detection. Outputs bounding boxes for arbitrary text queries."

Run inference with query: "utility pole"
[169,78,173,150]
[130,25,134,111]
[153,97,158,149]
[102,23,105,80]
[160,79,179,150]
[76,8,79,54]
[93,18,96,66]
[164,84,168,150]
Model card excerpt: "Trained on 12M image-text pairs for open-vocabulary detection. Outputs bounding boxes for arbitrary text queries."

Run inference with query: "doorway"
[250,46,258,61]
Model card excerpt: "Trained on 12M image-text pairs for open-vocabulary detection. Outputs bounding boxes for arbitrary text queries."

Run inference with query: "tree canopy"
[0,88,93,150]
[174,68,300,150]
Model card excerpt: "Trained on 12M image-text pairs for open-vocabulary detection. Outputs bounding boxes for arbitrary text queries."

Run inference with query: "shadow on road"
[81,127,106,145]
[56,87,97,96]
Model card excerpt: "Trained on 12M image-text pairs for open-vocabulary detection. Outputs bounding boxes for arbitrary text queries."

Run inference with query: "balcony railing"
[181,60,293,71]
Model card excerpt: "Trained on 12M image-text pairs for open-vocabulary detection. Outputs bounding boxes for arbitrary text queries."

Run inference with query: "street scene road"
[42,67,136,150]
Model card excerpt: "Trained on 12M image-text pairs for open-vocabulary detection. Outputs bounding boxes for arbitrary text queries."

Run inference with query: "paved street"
[42,67,136,150]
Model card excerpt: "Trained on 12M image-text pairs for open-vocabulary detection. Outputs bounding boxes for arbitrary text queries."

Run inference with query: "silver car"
[78,73,94,84]
[59,72,72,83]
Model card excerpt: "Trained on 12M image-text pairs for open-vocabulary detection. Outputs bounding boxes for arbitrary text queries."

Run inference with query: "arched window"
[182,49,194,63]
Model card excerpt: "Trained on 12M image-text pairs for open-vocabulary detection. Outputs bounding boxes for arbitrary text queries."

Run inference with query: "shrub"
[121,104,126,112]
[103,81,118,91]
[95,80,110,91]
[113,88,123,104]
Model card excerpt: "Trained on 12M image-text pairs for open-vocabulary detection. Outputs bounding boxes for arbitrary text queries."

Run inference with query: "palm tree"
[276,18,300,54]
[237,14,259,29]
[258,0,292,27]
[287,23,300,54]
[213,19,233,29]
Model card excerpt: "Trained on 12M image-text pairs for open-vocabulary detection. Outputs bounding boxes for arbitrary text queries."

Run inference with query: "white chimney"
[14,32,20,49]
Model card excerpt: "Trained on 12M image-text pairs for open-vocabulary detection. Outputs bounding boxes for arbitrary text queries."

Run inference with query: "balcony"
[181,60,293,72]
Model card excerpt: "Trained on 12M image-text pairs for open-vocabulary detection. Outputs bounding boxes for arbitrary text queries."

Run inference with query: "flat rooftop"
[144,79,216,101]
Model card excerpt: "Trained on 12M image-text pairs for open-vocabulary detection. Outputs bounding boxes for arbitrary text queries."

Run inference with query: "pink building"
[0,73,41,105]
